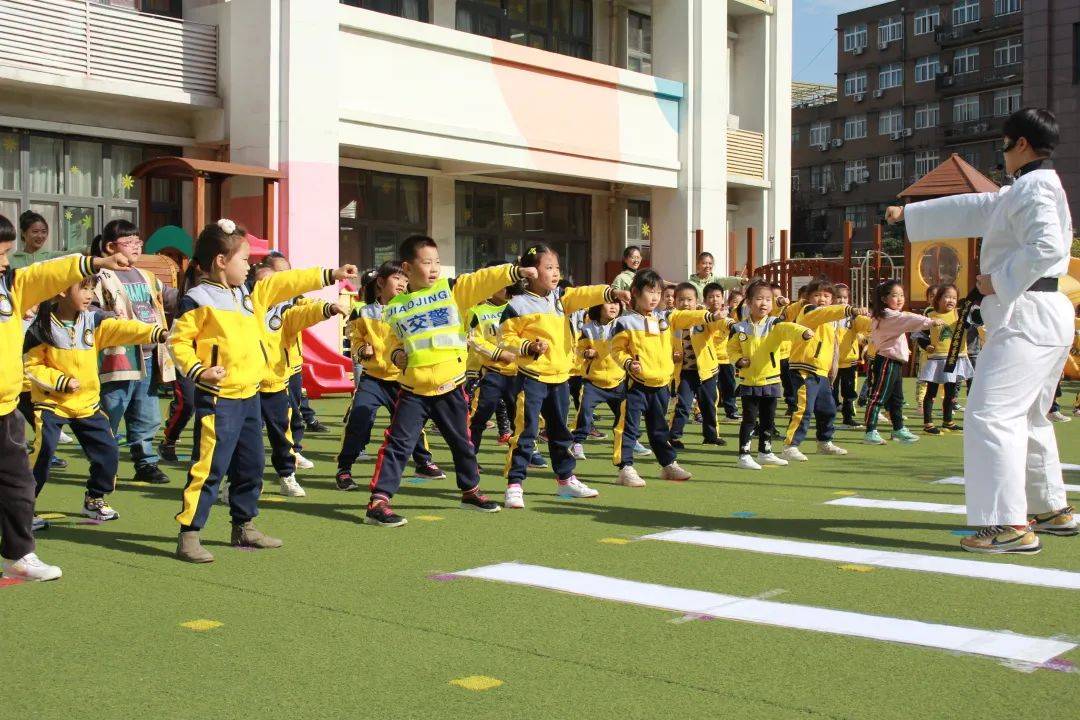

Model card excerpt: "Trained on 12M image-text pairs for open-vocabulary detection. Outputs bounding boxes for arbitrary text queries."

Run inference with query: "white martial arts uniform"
[905,162,1073,525]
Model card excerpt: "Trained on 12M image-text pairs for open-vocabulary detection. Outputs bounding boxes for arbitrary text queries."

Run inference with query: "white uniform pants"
[963,332,1069,525]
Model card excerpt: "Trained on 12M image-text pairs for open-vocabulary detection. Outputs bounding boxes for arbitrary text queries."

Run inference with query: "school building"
[0,0,792,286]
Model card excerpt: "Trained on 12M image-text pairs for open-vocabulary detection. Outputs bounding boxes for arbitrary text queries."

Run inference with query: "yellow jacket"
[674,316,732,381]
[500,285,615,384]
[923,309,966,359]
[727,317,812,387]
[260,299,336,393]
[611,309,721,388]
[836,314,873,369]
[577,319,624,390]
[25,311,164,419]
[467,301,516,376]
[711,318,735,364]
[169,268,335,400]
[348,301,404,383]
[0,255,95,415]
[787,303,856,377]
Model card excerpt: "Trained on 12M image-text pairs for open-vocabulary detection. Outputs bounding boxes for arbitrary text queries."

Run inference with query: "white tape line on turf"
[825,497,966,514]
[642,529,1080,590]
[454,563,1075,663]
[934,476,1080,493]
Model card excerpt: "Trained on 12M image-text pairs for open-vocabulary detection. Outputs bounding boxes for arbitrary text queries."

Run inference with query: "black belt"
[1028,277,1058,292]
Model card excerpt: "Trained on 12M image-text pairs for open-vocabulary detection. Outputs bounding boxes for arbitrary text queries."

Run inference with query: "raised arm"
[95,317,166,349]
[901,189,1007,242]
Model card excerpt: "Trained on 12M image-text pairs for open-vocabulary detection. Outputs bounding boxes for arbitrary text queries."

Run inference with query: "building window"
[953,94,981,122]
[878,16,903,45]
[994,36,1023,67]
[993,86,1022,116]
[844,115,868,140]
[340,0,428,20]
[792,126,802,146]
[810,121,831,147]
[914,7,940,35]
[626,198,651,262]
[953,0,980,26]
[626,11,651,74]
[953,47,980,74]
[844,160,868,185]
[959,147,980,167]
[339,168,427,270]
[811,165,833,191]
[845,205,869,229]
[844,71,868,96]
[878,108,904,135]
[456,0,592,60]
[879,154,904,181]
[456,182,591,281]
[915,102,941,128]
[915,150,940,178]
[878,63,903,90]
[791,172,800,192]
[915,55,940,83]
[844,24,868,52]
[994,0,1021,16]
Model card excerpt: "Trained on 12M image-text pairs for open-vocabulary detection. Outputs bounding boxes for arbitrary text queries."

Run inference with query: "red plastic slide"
[300,329,354,398]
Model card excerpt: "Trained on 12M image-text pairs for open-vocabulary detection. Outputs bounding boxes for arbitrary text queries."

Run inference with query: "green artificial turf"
[5,379,1080,719]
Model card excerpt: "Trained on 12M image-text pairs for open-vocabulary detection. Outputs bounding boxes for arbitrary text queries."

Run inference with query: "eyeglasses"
[115,237,143,248]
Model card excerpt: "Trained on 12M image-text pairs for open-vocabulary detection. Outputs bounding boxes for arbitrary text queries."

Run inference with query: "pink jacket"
[870,309,935,363]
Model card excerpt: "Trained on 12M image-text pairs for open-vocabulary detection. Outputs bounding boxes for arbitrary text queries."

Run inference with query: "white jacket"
[905,167,1073,347]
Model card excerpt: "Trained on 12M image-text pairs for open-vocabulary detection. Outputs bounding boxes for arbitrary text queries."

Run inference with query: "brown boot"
[176,531,214,563]
[231,521,283,549]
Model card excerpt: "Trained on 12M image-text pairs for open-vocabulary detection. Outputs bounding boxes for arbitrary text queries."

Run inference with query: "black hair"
[702,282,725,299]
[737,279,773,320]
[180,220,247,294]
[399,234,438,262]
[630,268,664,296]
[674,281,696,296]
[520,242,556,269]
[1003,107,1059,155]
[871,279,904,319]
[768,281,782,290]
[0,213,14,245]
[697,251,714,262]
[18,210,48,235]
[28,276,96,342]
[363,260,406,304]
[621,245,642,271]
[90,219,139,258]
[804,278,836,297]
[931,283,959,313]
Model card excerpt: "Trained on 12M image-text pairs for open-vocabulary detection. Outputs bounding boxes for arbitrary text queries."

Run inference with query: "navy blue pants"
[780,359,796,411]
[287,373,306,452]
[568,375,583,410]
[785,371,836,446]
[260,390,297,478]
[469,370,517,455]
[505,375,575,484]
[717,364,738,417]
[739,394,779,454]
[832,366,858,425]
[572,381,624,444]
[339,375,432,471]
[30,409,117,498]
[370,386,477,498]
[670,369,720,443]
[177,392,264,531]
[163,376,195,444]
[614,382,676,468]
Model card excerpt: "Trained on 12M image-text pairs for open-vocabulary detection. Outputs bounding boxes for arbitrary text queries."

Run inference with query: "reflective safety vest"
[384,278,467,367]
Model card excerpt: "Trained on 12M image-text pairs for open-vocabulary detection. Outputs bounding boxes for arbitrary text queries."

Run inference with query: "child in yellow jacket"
[832,283,872,428]
[669,282,727,449]
[25,277,164,522]
[705,282,739,420]
[727,280,814,470]
[569,299,624,460]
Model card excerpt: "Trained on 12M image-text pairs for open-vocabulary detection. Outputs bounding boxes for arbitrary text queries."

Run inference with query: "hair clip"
[217,218,237,235]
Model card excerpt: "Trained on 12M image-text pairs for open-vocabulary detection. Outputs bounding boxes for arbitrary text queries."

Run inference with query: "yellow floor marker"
[450,675,503,692]
[598,537,630,545]
[832,491,857,496]
[415,515,444,522]
[181,619,223,632]
[260,496,286,503]
[38,513,66,520]
[838,564,876,573]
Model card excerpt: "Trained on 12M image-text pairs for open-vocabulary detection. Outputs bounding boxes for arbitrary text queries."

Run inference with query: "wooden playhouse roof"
[898,153,999,199]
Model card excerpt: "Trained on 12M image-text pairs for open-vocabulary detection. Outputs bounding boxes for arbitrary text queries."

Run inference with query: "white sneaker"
[82,495,119,521]
[58,430,74,444]
[737,454,762,470]
[570,443,587,461]
[841,423,864,430]
[660,462,692,481]
[557,476,599,498]
[817,441,848,456]
[632,440,652,457]
[757,452,789,466]
[505,484,525,509]
[1,552,61,582]
[294,452,315,470]
[617,465,646,487]
[1048,411,1072,423]
[780,445,808,462]
[278,474,306,497]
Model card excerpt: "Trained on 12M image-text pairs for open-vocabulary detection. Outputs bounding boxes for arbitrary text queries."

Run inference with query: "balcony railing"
[934,64,1022,95]
[728,129,766,180]
[934,13,1023,47]
[943,116,1004,141]
[0,0,218,98]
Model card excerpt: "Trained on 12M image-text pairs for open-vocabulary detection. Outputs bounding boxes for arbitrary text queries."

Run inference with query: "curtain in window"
[67,141,102,198]
[29,136,62,195]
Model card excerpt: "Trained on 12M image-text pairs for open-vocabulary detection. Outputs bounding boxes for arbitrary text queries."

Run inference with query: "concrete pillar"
[430,175,456,274]
[767,1,792,261]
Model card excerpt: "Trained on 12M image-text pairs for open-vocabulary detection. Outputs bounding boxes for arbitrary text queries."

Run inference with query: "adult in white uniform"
[886,108,1076,554]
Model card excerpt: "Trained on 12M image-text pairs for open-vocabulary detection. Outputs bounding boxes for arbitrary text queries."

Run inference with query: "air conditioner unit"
[879,40,889,50]
[862,170,872,181]
[903,128,914,137]
[975,122,989,132]
[854,93,866,102]
[832,138,844,148]
[874,89,885,98]
[890,131,902,140]
[940,64,950,73]
[819,143,830,152]
[854,46,866,55]
[842,182,854,192]
[940,76,955,87]
[819,187,829,195]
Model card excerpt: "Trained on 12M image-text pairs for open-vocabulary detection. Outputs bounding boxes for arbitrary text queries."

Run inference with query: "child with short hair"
[669,282,726,448]
[662,284,676,311]
[913,284,939,413]
[832,283,872,429]
[704,282,739,420]
[569,300,624,460]
[918,283,976,434]
[25,277,165,521]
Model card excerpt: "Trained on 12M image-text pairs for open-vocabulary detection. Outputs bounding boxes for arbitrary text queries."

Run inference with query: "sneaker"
[538,430,549,443]
[841,422,864,430]
[505,484,525,509]
[960,525,1041,554]
[660,462,692,481]
[616,465,647,487]
[82,495,119,521]
[278,474,306,497]
[941,422,961,432]
[891,427,920,444]
[176,531,213,563]
[780,445,808,462]
[529,453,548,468]
[757,452,789,466]
[231,521,283,548]
[1,552,62,581]
[305,420,330,433]
[923,424,942,435]
[460,489,501,513]
[726,412,742,421]
[557,476,599,498]
[31,515,50,532]
[863,430,887,445]
[415,463,447,480]
[294,453,315,470]
[485,420,495,429]
[1049,411,1072,423]
[570,443,587,461]
[158,441,180,463]
[703,437,728,446]
[364,497,407,527]
[1073,407,1080,416]
[497,433,512,445]
[588,428,608,440]
[737,454,762,470]
[632,441,652,457]
[670,439,686,450]
[356,450,371,461]
[335,470,360,491]
[693,412,703,423]
[1029,506,1079,536]
[133,464,169,485]
[817,441,848,456]
[49,456,67,469]
[58,430,74,444]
